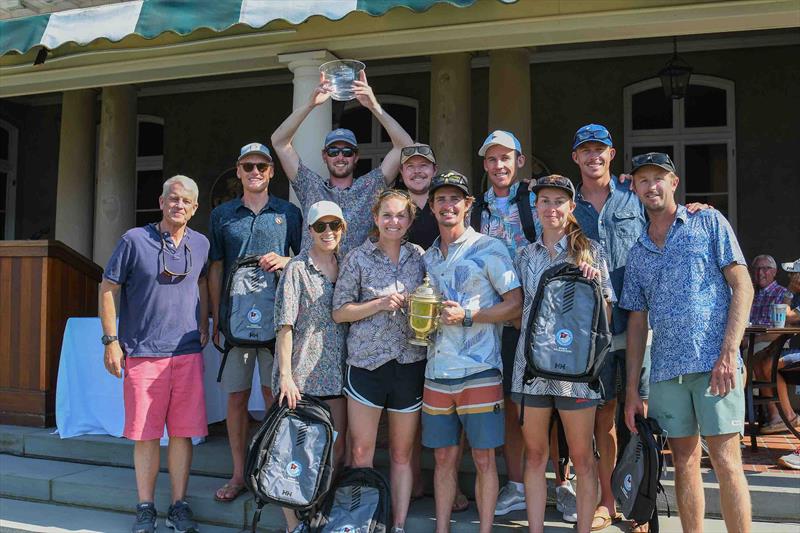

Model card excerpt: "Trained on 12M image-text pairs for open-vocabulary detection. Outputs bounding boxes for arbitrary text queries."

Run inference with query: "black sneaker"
[166,500,199,533]
[132,502,157,533]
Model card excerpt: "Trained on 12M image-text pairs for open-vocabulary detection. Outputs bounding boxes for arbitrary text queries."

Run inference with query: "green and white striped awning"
[0,0,516,57]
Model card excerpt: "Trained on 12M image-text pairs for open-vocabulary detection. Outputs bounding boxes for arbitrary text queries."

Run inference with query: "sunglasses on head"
[401,145,435,158]
[574,129,611,144]
[536,175,573,189]
[238,162,271,173]
[311,220,343,233]
[325,147,357,158]
[631,152,673,168]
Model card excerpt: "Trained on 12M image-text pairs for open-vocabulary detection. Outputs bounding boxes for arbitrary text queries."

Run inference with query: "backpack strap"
[469,195,486,232]
[251,501,264,533]
[215,340,231,383]
[512,182,537,243]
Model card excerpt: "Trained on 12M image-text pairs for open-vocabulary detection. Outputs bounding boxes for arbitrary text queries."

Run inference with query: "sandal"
[590,507,619,531]
[630,522,649,532]
[214,482,247,502]
[452,492,469,513]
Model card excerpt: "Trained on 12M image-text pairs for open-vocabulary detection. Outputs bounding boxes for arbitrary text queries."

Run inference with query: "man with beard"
[271,71,413,257]
[622,152,752,533]
[401,143,439,249]
[209,143,302,503]
[422,171,522,533]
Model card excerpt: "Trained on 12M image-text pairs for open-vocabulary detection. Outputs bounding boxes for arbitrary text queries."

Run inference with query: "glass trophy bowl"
[319,59,366,101]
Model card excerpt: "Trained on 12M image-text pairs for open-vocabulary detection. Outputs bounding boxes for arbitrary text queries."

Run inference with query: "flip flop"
[452,493,469,513]
[590,508,617,531]
[214,482,247,502]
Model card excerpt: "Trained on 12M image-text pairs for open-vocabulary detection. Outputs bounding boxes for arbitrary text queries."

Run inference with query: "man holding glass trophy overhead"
[416,170,523,533]
[271,60,413,257]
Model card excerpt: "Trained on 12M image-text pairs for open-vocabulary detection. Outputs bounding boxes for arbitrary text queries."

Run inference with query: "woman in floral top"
[273,200,348,532]
[511,175,614,533]
[332,190,426,533]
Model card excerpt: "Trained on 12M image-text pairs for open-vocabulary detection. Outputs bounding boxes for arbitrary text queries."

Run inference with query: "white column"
[488,48,532,178]
[430,53,472,178]
[55,89,96,259]
[278,50,337,206]
[93,85,137,267]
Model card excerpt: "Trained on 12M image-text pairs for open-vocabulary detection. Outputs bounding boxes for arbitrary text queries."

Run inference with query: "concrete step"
[0,498,242,533]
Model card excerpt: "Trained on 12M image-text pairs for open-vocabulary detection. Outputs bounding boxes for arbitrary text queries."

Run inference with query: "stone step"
[0,497,242,533]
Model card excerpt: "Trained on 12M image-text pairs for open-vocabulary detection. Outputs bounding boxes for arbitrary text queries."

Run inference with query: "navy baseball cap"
[324,128,358,148]
[630,152,676,175]
[572,124,613,150]
[238,142,272,161]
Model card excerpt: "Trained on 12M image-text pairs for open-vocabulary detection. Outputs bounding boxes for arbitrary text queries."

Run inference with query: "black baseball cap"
[530,174,576,200]
[630,152,676,175]
[428,170,470,198]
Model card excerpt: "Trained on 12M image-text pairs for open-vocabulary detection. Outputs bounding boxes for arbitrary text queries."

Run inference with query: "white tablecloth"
[55,317,267,440]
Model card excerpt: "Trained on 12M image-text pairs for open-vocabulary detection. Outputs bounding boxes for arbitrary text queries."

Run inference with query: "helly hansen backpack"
[214,255,278,381]
[524,262,612,385]
[305,467,392,533]
[612,415,670,532]
[246,396,335,532]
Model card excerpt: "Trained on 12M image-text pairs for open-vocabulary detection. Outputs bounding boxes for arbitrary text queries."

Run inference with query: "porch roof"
[0,0,515,57]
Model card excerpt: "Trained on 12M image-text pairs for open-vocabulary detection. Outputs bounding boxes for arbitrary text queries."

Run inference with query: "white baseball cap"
[478,130,522,156]
[307,201,344,226]
[782,258,800,272]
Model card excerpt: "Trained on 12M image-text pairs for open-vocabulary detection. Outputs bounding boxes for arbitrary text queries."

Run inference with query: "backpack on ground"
[245,396,335,532]
[214,255,278,381]
[612,415,670,532]
[523,262,612,385]
[304,467,392,533]
[469,180,536,243]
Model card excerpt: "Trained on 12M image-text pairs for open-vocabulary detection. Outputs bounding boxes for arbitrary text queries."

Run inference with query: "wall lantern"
[659,37,693,100]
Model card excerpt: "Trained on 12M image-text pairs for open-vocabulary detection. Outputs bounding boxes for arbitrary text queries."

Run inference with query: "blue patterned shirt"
[620,206,747,383]
[423,227,521,379]
[574,177,647,335]
[480,182,541,258]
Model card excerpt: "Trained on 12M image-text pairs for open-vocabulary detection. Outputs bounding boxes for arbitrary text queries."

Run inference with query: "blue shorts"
[422,369,505,450]
[598,345,651,404]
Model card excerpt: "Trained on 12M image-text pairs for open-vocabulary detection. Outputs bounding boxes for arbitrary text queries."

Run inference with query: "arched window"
[334,96,418,177]
[135,115,165,226]
[623,76,737,227]
[0,119,18,240]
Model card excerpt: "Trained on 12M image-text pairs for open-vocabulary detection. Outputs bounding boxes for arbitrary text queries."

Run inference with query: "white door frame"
[0,119,18,239]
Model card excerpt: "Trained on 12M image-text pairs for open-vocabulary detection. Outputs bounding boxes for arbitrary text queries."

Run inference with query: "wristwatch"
[101,335,118,345]
[462,309,473,327]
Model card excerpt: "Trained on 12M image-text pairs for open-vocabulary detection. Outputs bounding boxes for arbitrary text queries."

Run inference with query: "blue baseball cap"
[324,128,358,148]
[238,142,272,161]
[478,130,522,156]
[572,124,613,150]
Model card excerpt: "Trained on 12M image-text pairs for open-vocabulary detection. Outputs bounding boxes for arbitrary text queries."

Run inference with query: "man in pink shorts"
[100,175,210,533]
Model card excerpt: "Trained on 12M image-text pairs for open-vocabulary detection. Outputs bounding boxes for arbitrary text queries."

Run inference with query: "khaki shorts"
[649,368,745,438]
[221,346,274,394]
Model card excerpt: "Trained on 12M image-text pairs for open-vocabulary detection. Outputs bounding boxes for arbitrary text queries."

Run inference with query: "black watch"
[462,309,473,327]
[101,335,118,346]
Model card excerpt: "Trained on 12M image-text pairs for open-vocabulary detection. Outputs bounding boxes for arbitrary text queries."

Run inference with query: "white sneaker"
[555,482,578,523]
[778,447,800,470]
[494,481,526,515]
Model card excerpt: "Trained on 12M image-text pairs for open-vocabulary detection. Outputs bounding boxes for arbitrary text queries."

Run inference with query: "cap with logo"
[630,152,676,175]
[324,128,358,148]
[401,144,436,165]
[530,174,576,201]
[572,124,613,150]
[782,258,800,273]
[307,200,345,227]
[238,142,272,161]
[478,130,522,156]
[428,170,470,198]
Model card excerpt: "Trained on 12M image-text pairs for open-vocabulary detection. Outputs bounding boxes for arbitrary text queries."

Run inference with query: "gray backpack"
[246,396,335,532]
[524,262,611,385]
[304,467,391,533]
[215,255,277,381]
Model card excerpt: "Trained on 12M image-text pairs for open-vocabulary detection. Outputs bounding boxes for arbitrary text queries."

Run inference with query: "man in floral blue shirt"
[621,153,753,533]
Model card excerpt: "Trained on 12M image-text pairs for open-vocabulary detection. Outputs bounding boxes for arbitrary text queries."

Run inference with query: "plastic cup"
[319,60,365,101]
[771,303,788,328]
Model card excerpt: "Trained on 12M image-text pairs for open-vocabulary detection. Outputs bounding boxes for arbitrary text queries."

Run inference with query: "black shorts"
[344,359,426,413]
[501,326,520,395]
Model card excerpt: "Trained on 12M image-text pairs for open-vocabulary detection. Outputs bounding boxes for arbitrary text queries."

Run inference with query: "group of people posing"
[101,73,757,533]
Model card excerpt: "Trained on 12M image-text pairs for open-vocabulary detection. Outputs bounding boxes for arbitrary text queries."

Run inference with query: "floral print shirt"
[292,160,386,258]
[479,182,541,258]
[511,236,614,399]
[333,239,426,370]
[272,251,347,396]
[620,206,747,383]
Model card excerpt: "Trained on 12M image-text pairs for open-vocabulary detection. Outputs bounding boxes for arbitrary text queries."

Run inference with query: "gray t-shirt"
[292,160,386,258]
[103,224,209,357]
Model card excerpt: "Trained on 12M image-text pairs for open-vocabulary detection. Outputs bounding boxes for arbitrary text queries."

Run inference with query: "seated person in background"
[749,254,790,327]
[754,257,800,436]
